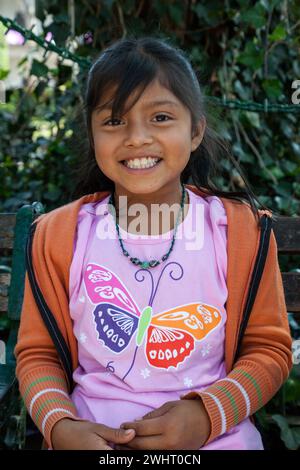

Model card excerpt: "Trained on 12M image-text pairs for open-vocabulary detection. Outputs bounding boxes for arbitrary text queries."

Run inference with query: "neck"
[112,180,189,236]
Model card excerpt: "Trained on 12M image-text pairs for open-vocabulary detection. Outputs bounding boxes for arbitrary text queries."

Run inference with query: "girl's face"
[91,79,205,197]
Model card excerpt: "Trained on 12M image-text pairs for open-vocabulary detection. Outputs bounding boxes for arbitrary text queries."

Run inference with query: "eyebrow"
[95,99,180,114]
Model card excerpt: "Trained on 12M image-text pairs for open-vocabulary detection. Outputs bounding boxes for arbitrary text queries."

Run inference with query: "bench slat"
[273,217,300,253]
[0,214,16,251]
[0,273,10,313]
[282,272,300,312]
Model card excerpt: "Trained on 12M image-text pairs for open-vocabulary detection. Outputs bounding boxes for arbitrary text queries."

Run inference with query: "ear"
[191,116,206,152]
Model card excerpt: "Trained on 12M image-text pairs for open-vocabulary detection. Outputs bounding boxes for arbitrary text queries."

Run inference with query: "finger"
[121,416,165,436]
[118,435,166,450]
[96,424,135,443]
[142,402,174,420]
[120,403,174,430]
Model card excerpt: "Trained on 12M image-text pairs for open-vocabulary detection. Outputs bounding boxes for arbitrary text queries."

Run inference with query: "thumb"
[98,424,136,444]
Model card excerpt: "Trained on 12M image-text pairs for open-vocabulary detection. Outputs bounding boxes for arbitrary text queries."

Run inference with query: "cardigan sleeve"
[181,228,293,445]
[14,216,82,448]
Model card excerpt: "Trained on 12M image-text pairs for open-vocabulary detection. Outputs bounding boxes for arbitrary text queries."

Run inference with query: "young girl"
[15,37,292,451]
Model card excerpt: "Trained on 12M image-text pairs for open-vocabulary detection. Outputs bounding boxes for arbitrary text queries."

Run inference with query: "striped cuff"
[19,366,79,447]
[181,361,273,445]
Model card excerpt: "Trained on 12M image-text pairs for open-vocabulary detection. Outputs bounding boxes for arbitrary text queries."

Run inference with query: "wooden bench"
[0,202,44,449]
[0,203,299,449]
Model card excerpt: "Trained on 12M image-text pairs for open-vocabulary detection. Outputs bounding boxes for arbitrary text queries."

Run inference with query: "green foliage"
[1,0,299,215]
[0,0,300,450]
[256,363,300,450]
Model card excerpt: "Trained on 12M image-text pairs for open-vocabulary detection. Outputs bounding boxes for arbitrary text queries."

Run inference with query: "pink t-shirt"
[69,188,263,450]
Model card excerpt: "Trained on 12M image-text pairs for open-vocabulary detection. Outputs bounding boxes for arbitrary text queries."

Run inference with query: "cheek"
[93,135,114,163]
[168,126,193,150]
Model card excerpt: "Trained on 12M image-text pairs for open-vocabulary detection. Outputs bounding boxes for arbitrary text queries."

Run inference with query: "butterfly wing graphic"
[93,303,139,353]
[146,325,195,369]
[146,302,222,369]
[84,263,141,353]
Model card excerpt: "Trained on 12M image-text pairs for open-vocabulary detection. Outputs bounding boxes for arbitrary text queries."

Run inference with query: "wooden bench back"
[0,210,299,336]
[0,203,44,364]
[273,216,300,315]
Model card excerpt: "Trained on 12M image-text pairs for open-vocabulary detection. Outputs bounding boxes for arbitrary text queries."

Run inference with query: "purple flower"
[5,30,25,45]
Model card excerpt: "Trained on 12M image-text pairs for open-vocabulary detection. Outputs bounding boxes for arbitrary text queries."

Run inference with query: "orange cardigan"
[15,185,293,447]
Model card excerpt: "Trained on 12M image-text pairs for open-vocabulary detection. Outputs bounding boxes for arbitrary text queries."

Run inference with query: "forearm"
[181,357,290,445]
[17,364,79,448]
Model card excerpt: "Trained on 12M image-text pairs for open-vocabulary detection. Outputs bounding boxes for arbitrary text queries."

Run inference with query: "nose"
[124,122,153,147]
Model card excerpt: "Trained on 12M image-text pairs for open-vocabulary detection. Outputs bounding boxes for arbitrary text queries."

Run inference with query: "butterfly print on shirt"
[83,262,222,380]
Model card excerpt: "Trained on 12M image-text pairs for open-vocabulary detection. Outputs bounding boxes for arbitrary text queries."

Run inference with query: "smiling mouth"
[121,157,162,170]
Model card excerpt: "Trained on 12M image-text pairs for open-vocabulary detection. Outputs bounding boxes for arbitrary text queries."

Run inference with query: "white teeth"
[124,157,160,169]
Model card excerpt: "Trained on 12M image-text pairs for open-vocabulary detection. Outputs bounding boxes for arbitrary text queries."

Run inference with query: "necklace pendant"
[141,261,150,269]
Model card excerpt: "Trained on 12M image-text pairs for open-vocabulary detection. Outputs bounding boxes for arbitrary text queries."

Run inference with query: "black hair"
[71,36,270,222]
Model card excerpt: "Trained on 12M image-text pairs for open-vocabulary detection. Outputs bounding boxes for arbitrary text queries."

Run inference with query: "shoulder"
[186,184,272,229]
[33,191,111,236]
[30,192,111,272]
[218,196,272,229]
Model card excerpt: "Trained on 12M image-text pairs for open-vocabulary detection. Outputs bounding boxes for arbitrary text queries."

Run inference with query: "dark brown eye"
[154,114,172,122]
[104,118,122,126]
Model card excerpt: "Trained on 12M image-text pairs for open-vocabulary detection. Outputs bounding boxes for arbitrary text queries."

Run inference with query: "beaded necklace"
[108,182,186,269]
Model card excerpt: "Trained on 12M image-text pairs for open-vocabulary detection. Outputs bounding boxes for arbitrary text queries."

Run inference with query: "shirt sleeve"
[14,214,81,448]
[181,228,293,445]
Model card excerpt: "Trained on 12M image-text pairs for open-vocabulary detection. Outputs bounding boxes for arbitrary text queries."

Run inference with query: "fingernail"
[124,429,134,435]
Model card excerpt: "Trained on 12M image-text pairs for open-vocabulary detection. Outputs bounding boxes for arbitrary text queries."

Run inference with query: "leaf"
[269,24,286,41]
[232,143,254,163]
[242,4,266,28]
[236,0,251,6]
[245,111,261,128]
[274,195,291,212]
[153,0,169,16]
[275,181,293,197]
[103,0,116,8]
[260,0,282,9]
[269,166,285,179]
[272,415,300,450]
[0,69,9,80]
[281,160,298,175]
[285,377,300,402]
[233,79,251,100]
[17,57,28,67]
[0,315,9,331]
[262,78,283,99]
[169,4,184,26]
[238,43,264,69]
[292,143,300,157]
[192,3,222,25]
[30,59,49,78]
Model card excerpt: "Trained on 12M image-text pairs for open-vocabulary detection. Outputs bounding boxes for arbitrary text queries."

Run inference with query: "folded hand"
[116,398,211,450]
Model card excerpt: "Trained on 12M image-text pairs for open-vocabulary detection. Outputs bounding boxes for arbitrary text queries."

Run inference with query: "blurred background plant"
[0,0,299,450]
